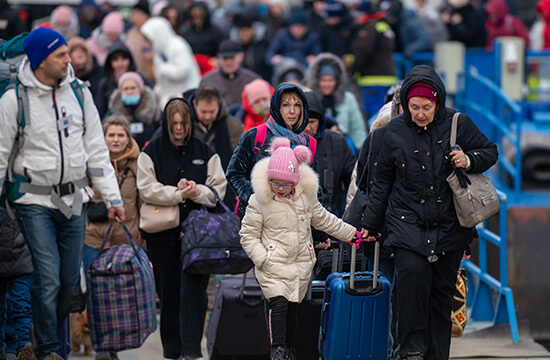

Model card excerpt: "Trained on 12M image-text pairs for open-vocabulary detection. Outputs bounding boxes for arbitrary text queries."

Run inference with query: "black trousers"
[148,240,209,359]
[268,296,299,348]
[394,247,463,360]
[147,241,182,359]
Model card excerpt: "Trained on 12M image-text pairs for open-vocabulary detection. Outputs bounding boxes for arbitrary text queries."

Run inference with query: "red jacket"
[241,84,274,132]
[538,0,550,48]
[484,0,530,49]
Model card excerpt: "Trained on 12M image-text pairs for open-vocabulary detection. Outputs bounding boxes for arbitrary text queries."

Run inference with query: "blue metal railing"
[462,190,519,342]
[454,69,523,196]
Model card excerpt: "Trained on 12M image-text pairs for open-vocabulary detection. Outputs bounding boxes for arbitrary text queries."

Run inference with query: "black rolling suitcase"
[207,275,270,360]
[296,247,341,360]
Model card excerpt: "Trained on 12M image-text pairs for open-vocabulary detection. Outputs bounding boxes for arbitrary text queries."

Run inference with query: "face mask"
[254,103,270,116]
[121,93,141,106]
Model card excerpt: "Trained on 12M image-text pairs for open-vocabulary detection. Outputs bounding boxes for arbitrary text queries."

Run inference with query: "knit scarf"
[266,116,308,146]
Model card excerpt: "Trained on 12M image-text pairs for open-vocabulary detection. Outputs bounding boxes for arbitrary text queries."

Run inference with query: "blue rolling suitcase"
[319,238,391,360]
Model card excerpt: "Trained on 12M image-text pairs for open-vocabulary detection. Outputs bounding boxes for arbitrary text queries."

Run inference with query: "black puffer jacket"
[181,2,226,57]
[362,65,498,256]
[305,91,355,217]
[226,83,315,217]
[0,208,33,277]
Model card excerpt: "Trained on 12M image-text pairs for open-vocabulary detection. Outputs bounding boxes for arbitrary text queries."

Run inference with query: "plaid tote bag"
[87,222,157,351]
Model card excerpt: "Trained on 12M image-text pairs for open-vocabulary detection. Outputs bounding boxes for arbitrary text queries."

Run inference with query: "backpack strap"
[252,123,267,154]
[306,134,317,164]
[70,80,89,135]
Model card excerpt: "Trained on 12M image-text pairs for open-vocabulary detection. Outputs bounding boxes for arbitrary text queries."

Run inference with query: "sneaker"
[271,346,286,360]
[183,357,203,360]
[285,347,296,360]
[95,353,111,360]
[16,344,36,360]
[42,353,63,360]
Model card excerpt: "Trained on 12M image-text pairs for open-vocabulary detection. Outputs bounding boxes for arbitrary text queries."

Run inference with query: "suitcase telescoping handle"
[349,233,381,290]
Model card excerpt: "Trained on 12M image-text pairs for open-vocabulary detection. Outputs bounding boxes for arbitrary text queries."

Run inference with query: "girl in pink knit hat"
[239,137,358,360]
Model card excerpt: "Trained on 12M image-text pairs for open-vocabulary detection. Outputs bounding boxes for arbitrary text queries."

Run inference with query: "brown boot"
[16,343,36,360]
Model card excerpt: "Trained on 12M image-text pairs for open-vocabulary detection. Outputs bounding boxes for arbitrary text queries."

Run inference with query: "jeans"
[0,275,32,353]
[82,244,98,275]
[15,204,85,359]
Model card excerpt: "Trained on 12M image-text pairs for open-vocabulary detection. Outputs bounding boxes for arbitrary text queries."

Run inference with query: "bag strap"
[252,123,317,164]
[70,80,89,136]
[98,221,140,256]
[118,167,130,188]
[450,112,460,147]
[252,123,267,154]
[324,134,334,205]
[357,133,374,193]
[209,187,232,213]
[306,134,317,164]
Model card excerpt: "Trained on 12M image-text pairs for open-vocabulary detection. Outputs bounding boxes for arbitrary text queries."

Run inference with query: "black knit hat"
[133,0,151,15]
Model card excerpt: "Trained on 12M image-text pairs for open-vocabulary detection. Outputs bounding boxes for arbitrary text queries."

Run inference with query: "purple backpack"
[87,222,157,352]
[181,189,253,275]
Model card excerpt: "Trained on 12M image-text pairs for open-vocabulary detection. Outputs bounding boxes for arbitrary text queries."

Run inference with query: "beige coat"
[85,138,142,249]
[240,158,356,303]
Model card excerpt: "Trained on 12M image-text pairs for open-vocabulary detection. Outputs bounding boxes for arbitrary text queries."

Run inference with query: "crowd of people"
[0,0,530,359]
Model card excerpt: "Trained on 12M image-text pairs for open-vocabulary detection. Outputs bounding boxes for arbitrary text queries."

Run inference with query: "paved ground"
[68,319,550,360]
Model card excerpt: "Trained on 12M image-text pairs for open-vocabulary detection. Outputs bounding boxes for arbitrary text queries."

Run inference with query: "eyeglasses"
[269,181,295,189]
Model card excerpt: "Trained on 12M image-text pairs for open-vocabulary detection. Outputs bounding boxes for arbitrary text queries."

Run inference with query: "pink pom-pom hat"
[267,137,311,184]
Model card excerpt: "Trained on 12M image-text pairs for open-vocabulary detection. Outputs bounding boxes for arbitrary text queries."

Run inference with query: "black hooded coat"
[304,91,355,217]
[361,65,498,256]
[226,83,316,217]
[140,98,218,246]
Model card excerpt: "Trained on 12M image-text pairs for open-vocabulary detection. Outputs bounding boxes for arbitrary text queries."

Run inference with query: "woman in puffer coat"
[226,82,316,217]
[361,65,498,360]
[240,138,356,360]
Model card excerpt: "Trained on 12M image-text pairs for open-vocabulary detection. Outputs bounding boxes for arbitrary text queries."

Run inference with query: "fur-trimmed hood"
[250,157,319,205]
[108,86,158,125]
[305,52,348,105]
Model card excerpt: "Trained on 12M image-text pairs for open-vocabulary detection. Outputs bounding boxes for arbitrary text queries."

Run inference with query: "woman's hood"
[483,0,510,24]
[304,91,326,139]
[399,65,447,125]
[270,82,310,133]
[105,41,136,74]
[141,16,175,52]
[161,97,195,146]
[189,1,212,28]
[250,157,319,205]
[305,52,348,105]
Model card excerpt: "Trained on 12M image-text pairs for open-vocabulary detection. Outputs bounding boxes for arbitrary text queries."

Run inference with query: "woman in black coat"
[361,65,498,360]
[226,82,316,217]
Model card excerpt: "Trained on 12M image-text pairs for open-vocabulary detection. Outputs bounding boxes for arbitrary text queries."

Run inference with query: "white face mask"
[448,0,469,9]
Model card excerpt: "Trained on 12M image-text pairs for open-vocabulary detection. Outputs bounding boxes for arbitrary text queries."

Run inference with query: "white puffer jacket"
[140,17,201,108]
[0,59,121,210]
[240,158,356,303]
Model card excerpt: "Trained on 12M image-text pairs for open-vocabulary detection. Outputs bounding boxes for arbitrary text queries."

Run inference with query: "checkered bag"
[87,222,157,351]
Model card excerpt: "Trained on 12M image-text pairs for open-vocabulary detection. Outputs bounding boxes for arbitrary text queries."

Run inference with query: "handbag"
[139,203,179,233]
[446,113,500,228]
[87,222,157,351]
[87,168,130,223]
[451,268,468,337]
[342,132,374,229]
[181,189,253,275]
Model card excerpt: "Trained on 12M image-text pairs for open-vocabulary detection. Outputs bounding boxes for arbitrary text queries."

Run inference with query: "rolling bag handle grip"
[350,232,381,290]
